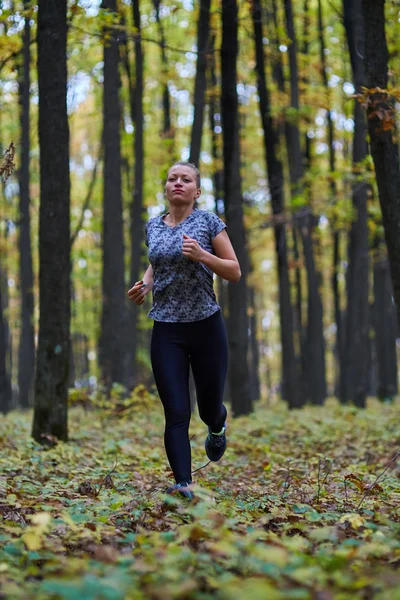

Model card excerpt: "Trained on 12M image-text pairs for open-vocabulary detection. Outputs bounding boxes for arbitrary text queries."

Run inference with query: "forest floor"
[0,387,400,600]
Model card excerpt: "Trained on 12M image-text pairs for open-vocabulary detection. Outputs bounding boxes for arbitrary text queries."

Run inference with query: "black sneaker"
[166,481,194,500]
[205,425,226,461]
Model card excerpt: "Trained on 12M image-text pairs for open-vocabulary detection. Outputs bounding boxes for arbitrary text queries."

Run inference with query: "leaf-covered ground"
[1,387,400,600]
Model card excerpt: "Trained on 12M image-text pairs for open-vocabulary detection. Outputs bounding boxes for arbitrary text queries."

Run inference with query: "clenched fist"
[127,280,149,305]
[182,233,206,262]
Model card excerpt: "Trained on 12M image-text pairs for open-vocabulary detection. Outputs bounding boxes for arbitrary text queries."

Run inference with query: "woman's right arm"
[127,264,153,306]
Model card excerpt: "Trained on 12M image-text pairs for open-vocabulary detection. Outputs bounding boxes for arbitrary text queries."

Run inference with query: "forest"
[0,0,400,598]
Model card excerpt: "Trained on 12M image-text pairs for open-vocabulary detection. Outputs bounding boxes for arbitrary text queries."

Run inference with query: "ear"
[195,188,201,199]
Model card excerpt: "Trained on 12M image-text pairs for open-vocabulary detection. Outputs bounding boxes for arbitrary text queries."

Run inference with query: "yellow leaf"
[30,512,52,527]
[253,545,288,567]
[22,530,42,551]
[340,513,365,529]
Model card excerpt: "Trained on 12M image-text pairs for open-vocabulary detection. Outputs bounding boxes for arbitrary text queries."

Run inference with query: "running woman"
[128,162,241,499]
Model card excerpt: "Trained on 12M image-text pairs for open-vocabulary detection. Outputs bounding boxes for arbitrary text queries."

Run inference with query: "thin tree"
[32,0,70,443]
[343,0,370,406]
[283,0,326,405]
[189,0,211,166]
[127,0,144,388]
[221,0,251,415]
[99,0,126,390]
[251,0,300,407]
[152,0,175,158]
[0,274,12,414]
[317,0,344,400]
[18,0,35,409]
[362,0,400,328]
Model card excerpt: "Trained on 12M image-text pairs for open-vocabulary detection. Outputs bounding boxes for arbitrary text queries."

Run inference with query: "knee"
[165,408,191,429]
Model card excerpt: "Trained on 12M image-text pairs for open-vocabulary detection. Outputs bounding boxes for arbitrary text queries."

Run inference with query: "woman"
[128,162,241,499]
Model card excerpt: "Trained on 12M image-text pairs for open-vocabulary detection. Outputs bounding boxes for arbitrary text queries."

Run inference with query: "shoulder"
[146,215,162,230]
[195,209,227,237]
[195,209,225,226]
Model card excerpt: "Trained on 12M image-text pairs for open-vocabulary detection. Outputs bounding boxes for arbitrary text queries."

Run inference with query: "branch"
[95,456,118,497]
[357,451,400,511]
[70,150,102,247]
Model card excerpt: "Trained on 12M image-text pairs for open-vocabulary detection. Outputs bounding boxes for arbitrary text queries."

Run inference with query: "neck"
[166,204,194,224]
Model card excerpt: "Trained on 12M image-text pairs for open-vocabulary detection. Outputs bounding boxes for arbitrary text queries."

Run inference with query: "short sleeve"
[206,211,227,240]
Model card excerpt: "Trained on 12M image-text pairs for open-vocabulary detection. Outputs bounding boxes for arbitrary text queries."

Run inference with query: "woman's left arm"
[182,230,241,282]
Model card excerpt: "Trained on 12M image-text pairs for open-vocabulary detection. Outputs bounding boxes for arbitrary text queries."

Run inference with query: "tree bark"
[362,0,400,328]
[152,0,175,157]
[18,1,35,409]
[189,0,211,166]
[372,258,398,400]
[32,0,70,443]
[248,286,261,402]
[343,0,370,406]
[125,0,145,389]
[99,0,127,390]
[0,272,12,413]
[251,0,300,407]
[284,0,326,404]
[317,0,345,400]
[221,0,251,416]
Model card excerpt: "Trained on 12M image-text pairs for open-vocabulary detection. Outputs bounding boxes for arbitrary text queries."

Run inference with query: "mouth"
[173,189,184,194]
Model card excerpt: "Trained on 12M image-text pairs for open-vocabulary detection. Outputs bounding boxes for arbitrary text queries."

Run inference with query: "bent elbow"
[234,266,241,282]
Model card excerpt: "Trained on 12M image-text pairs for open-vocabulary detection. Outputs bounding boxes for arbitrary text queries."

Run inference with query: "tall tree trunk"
[221,0,251,416]
[126,0,144,389]
[318,0,344,400]
[189,0,211,166]
[99,0,126,390]
[362,0,400,328]
[152,0,175,159]
[248,286,261,402]
[372,258,398,400]
[0,272,12,413]
[251,0,300,407]
[284,0,326,404]
[32,0,70,443]
[18,1,35,409]
[343,0,370,406]
[208,33,226,319]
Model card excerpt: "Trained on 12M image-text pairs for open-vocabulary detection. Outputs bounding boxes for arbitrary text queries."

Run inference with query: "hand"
[182,234,205,262]
[127,280,148,305]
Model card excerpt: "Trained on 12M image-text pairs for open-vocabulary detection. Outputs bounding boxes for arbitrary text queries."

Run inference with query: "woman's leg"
[189,311,228,432]
[151,322,192,483]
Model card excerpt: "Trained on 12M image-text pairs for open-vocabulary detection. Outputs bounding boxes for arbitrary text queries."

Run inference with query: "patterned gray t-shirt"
[145,208,227,322]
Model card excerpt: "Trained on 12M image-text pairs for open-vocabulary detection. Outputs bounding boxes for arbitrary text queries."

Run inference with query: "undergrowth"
[0,387,400,599]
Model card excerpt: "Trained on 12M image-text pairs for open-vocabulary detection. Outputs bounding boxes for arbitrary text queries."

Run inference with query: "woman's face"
[165,166,201,206]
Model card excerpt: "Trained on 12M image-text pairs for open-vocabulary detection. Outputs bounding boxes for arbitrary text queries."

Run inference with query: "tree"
[317,0,345,401]
[152,0,175,158]
[362,0,400,328]
[18,0,35,409]
[32,0,70,443]
[189,0,211,166]
[127,0,145,389]
[251,0,300,407]
[343,0,370,406]
[99,0,127,390]
[283,0,326,405]
[0,274,12,414]
[221,0,251,415]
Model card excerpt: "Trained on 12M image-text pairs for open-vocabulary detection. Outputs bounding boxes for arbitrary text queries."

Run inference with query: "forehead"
[168,166,196,179]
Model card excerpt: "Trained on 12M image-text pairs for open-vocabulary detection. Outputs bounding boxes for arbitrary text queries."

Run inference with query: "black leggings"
[151,310,228,483]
